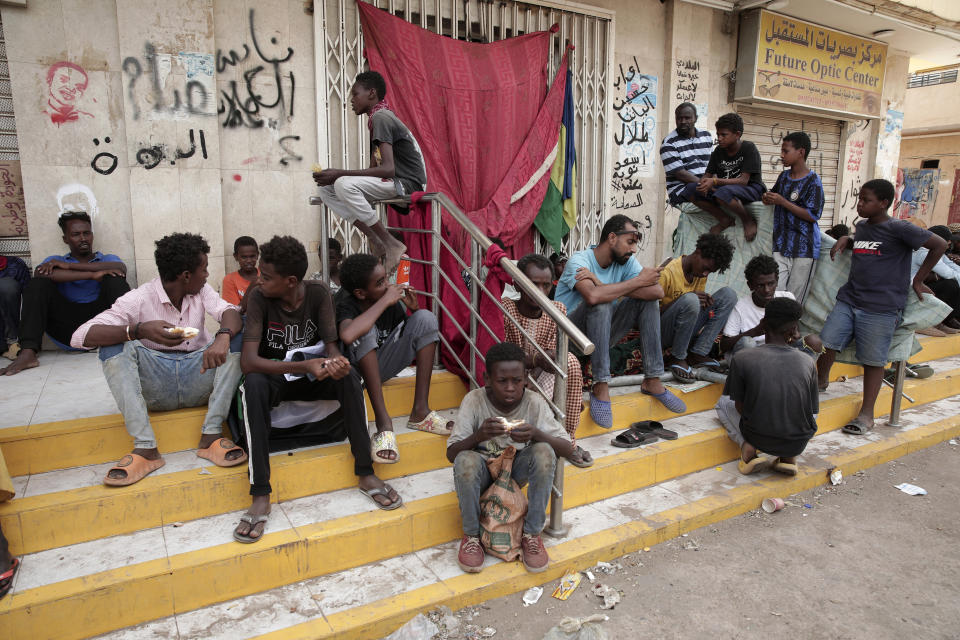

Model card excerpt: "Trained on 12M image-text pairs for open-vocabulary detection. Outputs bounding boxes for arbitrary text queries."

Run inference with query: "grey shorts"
[345,308,439,380]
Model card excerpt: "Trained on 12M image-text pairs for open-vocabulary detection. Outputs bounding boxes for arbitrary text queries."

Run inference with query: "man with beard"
[555,215,685,429]
[660,102,714,208]
[2,211,128,375]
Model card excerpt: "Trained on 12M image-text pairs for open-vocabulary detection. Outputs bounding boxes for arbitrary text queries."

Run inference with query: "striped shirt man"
[660,127,714,205]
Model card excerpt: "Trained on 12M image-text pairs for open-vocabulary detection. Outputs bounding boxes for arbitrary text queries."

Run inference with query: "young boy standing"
[761,132,825,303]
[717,297,819,476]
[659,233,737,381]
[694,113,766,242]
[336,253,442,464]
[237,236,399,542]
[314,71,427,274]
[221,236,259,305]
[447,342,573,574]
[817,179,947,435]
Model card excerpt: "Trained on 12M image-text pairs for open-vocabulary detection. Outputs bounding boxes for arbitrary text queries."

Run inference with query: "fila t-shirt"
[837,219,931,313]
[243,281,339,360]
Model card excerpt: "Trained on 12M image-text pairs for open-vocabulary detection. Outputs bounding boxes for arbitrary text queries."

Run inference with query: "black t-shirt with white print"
[243,281,339,360]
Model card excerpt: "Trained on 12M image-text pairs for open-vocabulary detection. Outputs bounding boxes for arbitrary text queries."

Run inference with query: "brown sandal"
[197,438,249,467]
[104,453,166,486]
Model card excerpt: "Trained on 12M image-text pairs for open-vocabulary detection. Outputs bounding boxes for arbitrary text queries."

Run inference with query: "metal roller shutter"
[736,105,842,228]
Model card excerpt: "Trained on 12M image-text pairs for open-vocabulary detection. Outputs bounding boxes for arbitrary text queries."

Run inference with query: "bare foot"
[358,474,401,507]
[373,429,397,461]
[0,348,39,376]
[709,220,734,235]
[107,447,160,480]
[235,495,271,540]
[639,377,666,396]
[383,240,408,275]
[742,217,758,242]
[591,381,610,402]
[741,441,758,463]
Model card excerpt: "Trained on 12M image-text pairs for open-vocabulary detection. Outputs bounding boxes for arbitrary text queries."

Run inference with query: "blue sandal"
[589,394,613,429]
[669,363,696,382]
[640,387,687,413]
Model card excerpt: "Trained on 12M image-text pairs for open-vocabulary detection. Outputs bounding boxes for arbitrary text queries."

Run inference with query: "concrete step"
[88,395,960,640]
[3,355,958,640]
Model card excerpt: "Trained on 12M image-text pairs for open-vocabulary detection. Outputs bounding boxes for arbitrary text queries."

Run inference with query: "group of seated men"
[0,71,951,580]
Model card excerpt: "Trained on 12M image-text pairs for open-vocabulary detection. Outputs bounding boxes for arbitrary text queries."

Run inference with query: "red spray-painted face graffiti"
[44,61,93,126]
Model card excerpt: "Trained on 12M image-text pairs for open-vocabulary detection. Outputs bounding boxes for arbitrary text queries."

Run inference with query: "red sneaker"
[457,535,484,573]
[521,533,549,573]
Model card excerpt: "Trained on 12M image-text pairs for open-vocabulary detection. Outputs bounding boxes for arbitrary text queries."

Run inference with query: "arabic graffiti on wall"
[43,61,94,126]
[838,118,871,227]
[875,108,903,183]
[675,58,709,128]
[0,161,27,237]
[611,59,657,212]
[894,167,939,220]
[122,48,216,121]
[753,10,886,117]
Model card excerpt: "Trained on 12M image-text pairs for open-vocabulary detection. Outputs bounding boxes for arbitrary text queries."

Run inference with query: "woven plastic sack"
[479,446,528,561]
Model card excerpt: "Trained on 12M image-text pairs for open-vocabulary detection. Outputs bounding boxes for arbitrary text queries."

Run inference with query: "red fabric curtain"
[357,1,569,383]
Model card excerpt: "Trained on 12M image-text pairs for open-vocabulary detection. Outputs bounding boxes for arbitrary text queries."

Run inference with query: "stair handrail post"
[469,238,480,386]
[543,331,569,538]
[431,198,442,368]
[888,359,907,427]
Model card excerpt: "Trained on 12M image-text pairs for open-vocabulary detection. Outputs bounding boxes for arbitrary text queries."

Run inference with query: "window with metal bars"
[907,68,958,89]
[0,14,28,263]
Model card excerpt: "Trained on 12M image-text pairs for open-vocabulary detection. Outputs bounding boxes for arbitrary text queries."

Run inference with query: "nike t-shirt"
[837,218,931,313]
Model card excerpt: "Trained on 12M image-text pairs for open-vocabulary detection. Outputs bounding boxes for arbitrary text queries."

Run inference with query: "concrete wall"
[2,0,319,289]
[2,0,916,281]
[899,133,960,226]
[902,80,960,132]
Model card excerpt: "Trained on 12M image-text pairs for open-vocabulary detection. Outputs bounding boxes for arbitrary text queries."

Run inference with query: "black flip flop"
[611,429,659,448]
[629,420,678,440]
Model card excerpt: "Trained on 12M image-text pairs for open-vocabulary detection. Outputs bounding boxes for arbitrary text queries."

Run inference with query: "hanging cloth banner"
[358,1,570,383]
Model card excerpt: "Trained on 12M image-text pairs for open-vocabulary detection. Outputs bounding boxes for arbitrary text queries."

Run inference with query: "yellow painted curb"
[3,372,957,639]
[0,371,468,476]
[254,413,960,640]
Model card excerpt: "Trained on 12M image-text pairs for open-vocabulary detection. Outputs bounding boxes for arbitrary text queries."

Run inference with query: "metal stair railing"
[310,192,595,536]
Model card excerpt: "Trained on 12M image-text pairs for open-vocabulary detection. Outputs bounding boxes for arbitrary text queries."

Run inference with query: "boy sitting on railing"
[313,71,427,275]
[336,253,444,464]
[447,342,573,574]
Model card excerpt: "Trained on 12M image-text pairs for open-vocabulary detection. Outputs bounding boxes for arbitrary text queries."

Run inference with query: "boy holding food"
[72,233,245,486]
[446,342,573,574]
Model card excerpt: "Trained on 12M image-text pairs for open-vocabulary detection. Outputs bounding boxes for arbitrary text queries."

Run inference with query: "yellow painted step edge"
[8,355,946,557]
[0,371,468,476]
[254,412,960,640]
[1,372,956,640]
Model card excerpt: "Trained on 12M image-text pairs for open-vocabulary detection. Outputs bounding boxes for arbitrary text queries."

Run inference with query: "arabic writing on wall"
[838,119,871,227]
[611,58,657,211]
[0,161,27,237]
[675,59,700,102]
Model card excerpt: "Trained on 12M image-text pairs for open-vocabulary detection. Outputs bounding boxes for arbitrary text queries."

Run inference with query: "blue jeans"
[567,297,665,384]
[660,288,737,360]
[100,336,243,449]
[820,300,899,367]
[453,442,556,537]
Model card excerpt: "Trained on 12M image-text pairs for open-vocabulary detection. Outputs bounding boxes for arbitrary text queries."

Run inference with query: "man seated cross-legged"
[72,233,245,486]
[235,237,401,543]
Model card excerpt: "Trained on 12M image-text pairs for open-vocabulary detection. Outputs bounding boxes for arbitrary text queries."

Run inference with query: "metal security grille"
[0,14,27,262]
[907,67,958,89]
[313,0,611,255]
[737,105,842,228]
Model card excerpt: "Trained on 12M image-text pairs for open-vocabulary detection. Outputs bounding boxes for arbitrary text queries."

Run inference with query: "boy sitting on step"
[336,253,443,465]
[447,342,573,574]
[715,297,819,476]
[236,236,400,543]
